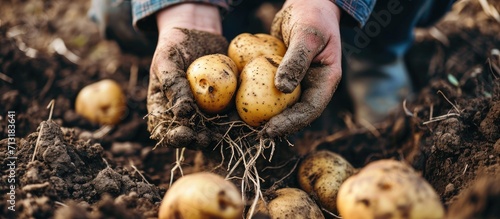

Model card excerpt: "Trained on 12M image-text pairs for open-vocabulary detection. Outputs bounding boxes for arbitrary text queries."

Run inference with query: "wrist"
[284,0,342,21]
[156,3,222,35]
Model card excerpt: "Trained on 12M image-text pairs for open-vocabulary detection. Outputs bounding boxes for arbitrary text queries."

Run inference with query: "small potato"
[75,79,126,125]
[159,172,243,219]
[228,33,286,71]
[298,151,356,213]
[251,188,325,219]
[187,54,239,114]
[236,55,301,127]
[337,160,445,219]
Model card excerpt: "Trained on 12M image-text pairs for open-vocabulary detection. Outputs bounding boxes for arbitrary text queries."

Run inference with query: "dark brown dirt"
[0,0,499,219]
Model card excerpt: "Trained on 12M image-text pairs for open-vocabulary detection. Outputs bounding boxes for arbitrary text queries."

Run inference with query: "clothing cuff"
[132,0,230,32]
[331,0,375,27]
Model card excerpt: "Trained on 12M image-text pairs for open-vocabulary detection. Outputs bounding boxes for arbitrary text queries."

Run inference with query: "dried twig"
[429,27,450,46]
[322,207,343,219]
[479,0,500,22]
[437,90,461,113]
[169,148,186,187]
[358,117,381,138]
[422,113,461,125]
[130,159,151,185]
[403,99,415,117]
[32,123,44,162]
[128,63,138,92]
[0,72,13,83]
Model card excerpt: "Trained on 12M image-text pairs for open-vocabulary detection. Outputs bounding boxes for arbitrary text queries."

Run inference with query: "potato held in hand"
[159,172,243,219]
[75,79,126,125]
[228,33,286,71]
[337,160,445,219]
[298,151,356,213]
[236,55,301,127]
[187,54,239,114]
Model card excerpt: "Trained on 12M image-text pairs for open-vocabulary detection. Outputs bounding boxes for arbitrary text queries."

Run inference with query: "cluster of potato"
[186,33,300,127]
[160,151,444,219]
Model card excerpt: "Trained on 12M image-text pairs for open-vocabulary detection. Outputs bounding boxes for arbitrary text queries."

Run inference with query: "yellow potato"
[187,54,239,114]
[228,33,286,71]
[337,160,445,219]
[298,151,356,213]
[236,55,301,127]
[159,172,243,219]
[75,79,126,125]
[250,188,325,219]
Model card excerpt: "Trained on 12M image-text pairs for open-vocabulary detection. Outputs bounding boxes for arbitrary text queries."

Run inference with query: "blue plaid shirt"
[132,0,375,32]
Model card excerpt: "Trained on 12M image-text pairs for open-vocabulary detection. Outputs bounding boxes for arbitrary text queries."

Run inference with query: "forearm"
[132,0,229,32]
[156,3,222,35]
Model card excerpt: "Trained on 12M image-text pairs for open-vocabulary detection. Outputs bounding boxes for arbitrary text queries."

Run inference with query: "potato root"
[337,160,445,219]
[158,172,243,219]
[75,79,126,125]
[251,188,325,219]
[187,54,239,114]
[228,33,286,71]
[236,55,301,127]
[298,151,356,213]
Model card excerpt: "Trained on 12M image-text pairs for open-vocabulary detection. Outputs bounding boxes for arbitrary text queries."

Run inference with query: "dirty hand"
[261,0,343,138]
[147,3,227,149]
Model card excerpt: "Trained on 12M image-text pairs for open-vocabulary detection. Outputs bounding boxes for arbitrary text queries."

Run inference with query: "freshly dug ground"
[1,0,499,219]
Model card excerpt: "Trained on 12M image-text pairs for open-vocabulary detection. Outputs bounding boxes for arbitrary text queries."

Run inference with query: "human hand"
[261,0,343,138]
[147,3,227,149]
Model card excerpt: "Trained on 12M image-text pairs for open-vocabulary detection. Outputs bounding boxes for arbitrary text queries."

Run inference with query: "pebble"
[444,183,455,196]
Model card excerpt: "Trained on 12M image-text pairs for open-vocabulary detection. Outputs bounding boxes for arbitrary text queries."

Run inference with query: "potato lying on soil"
[158,172,243,219]
[298,150,356,213]
[187,54,239,114]
[228,33,286,71]
[236,55,301,127]
[337,160,445,219]
[251,188,325,219]
[75,79,126,125]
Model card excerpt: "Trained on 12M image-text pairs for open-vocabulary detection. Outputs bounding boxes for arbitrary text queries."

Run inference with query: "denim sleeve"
[332,0,376,27]
[132,0,231,32]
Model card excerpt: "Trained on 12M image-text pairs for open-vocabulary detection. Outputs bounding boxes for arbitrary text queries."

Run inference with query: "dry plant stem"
[437,90,461,113]
[55,201,68,207]
[170,147,186,187]
[32,123,44,162]
[128,63,138,92]
[47,99,55,120]
[152,116,177,150]
[130,159,151,184]
[403,99,415,117]
[32,99,56,162]
[357,117,381,138]
[0,72,13,83]
[422,113,461,125]
[92,125,113,139]
[478,0,500,22]
[322,207,342,219]
[247,165,263,218]
[267,158,300,191]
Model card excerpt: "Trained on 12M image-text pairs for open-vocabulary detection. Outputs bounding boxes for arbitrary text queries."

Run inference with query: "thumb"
[275,27,326,93]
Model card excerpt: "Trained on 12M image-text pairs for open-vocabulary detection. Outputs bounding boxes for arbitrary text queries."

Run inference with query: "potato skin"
[75,79,126,125]
[187,54,238,114]
[298,151,356,213]
[236,55,301,127]
[158,172,243,219]
[252,188,325,219]
[228,33,286,71]
[337,160,445,219]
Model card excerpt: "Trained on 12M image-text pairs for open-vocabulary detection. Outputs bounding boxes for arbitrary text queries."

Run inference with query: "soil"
[0,0,499,219]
